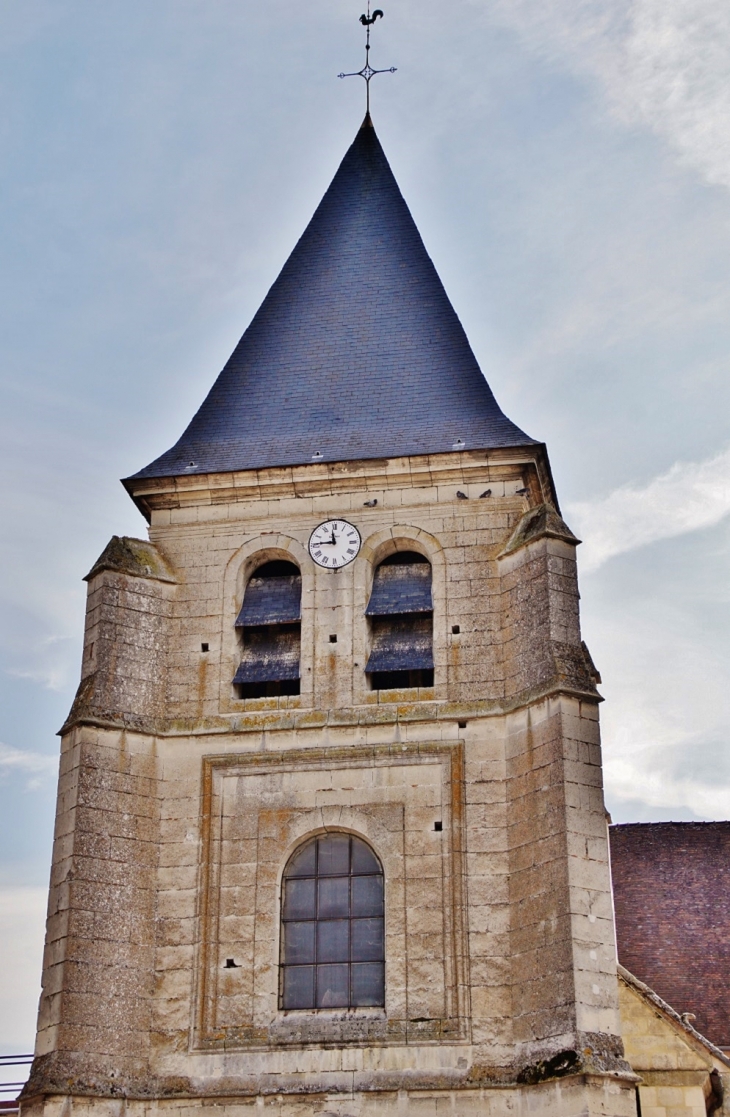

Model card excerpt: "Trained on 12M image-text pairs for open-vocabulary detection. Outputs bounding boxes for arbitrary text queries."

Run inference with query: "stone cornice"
[124,445,558,521]
[23,1033,635,1103]
[59,675,601,739]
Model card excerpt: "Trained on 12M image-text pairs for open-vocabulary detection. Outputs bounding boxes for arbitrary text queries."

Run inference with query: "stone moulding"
[193,739,470,1052]
[124,445,557,522]
[22,1050,636,1104]
[59,677,603,738]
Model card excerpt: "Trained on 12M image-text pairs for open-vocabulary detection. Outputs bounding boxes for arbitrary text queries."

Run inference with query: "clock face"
[308,520,362,569]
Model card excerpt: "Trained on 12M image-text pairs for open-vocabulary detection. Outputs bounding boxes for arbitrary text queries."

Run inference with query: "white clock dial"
[308,520,361,569]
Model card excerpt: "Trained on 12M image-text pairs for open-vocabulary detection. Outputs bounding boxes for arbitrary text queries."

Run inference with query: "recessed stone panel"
[194,741,468,1050]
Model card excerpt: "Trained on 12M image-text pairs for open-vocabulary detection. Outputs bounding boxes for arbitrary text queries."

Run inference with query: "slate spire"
[131,117,534,480]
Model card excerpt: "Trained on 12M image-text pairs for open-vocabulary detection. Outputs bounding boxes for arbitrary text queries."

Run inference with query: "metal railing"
[0,1056,33,1114]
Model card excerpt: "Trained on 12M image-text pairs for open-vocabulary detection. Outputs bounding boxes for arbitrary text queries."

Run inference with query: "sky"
[1,0,729,1058]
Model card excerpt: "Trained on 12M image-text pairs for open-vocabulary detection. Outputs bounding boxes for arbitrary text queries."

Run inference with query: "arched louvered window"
[233,560,301,698]
[365,552,433,691]
[280,833,385,1010]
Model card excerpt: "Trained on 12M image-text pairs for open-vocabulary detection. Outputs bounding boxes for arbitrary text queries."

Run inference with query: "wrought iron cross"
[338,1,396,114]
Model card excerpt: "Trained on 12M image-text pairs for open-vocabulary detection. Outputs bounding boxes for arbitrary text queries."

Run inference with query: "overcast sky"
[1,0,729,1055]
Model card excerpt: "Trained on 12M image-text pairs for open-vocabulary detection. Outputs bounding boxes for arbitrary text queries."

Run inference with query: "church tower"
[23,116,637,1117]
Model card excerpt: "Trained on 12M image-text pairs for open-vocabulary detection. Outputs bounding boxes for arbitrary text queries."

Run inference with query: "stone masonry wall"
[22,1079,638,1117]
[72,557,176,731]
[506,697,620,1059]
[25,450,632,1114]
[618,975,729,1117]
[611,822,730,1049]
[499,533,588,701]
[143,462,537,721]
[33,725,159,1087]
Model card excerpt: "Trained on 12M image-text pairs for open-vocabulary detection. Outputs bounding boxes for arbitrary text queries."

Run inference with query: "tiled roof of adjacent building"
[130,115,534,481]
[609,822,730,1049]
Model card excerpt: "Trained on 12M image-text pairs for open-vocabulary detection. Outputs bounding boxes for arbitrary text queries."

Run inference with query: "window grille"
[280,833,385,1010]
[365,552,433,690]
[234,560,301,698]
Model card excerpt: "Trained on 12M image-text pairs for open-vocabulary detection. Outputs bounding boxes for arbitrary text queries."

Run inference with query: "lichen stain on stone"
[498,504,580,559]
[197,658,207,720]
[84,536,178,584]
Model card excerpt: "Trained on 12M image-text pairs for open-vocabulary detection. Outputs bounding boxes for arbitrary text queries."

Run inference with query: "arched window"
[365,551,433,690]
[280,833,385,1010]
[233,560,301,698]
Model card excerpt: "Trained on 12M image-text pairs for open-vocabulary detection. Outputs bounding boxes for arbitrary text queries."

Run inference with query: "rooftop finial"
[338,2,397,115]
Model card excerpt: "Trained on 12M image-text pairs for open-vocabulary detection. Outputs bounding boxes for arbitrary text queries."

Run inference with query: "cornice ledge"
[23,1060,637,1103]
[126,446,552,517]
[60,680,601,740]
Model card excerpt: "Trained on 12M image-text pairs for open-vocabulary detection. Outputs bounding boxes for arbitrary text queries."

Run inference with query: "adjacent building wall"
[618,969,729,1117]
[611,822,730,1050]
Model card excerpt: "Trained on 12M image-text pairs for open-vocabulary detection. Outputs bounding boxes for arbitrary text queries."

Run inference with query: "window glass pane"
[351,917,384,961]
[316,963,350,1008]
[351,874,384,917]
[282,965,315,1009]
[283,877,316,920]
[318,834,350,876]
[351,839,380,875]
[286,840,316,878]
[280,833,385,1011]
[317,919,349,963]
[318,876,349,918]
[284,921,315,964]
[351,962,385,1007]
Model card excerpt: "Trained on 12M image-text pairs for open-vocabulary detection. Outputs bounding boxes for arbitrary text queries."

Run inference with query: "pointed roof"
[131,117,534,481]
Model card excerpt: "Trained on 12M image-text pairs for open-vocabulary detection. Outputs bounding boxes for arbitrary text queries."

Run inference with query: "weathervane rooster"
[360,8,383,25]
[338,2,396,114]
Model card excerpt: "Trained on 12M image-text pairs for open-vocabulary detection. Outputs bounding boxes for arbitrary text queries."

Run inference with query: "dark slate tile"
[128,117,535,482]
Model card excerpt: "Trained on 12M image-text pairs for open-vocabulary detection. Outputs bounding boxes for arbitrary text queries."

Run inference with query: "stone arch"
[278,829,385,1010]
[353,525,447,701]
[225,534,309,612]
[220,534,313,710]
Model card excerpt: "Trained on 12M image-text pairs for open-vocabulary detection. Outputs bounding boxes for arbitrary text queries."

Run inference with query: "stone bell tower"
[23,116,637,1117]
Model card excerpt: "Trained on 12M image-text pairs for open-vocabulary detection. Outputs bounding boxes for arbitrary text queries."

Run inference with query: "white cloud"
[567,445,730,570]
[6,634,77,693]
[606,750,730,819]
[590,595,730,820]
[621,0,730,188]
[482,0,730,190]
[0,887,46,1054]
[0,743,57,791]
